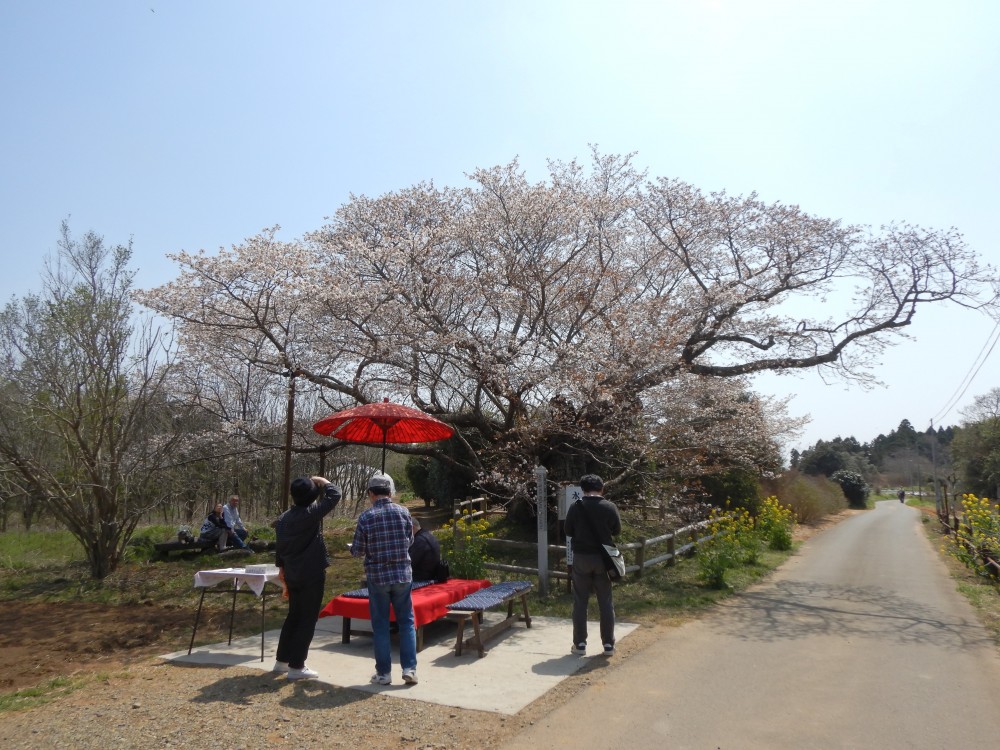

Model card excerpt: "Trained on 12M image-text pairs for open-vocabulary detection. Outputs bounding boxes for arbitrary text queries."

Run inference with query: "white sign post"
[561,485,581,520]
[535,465,548,596]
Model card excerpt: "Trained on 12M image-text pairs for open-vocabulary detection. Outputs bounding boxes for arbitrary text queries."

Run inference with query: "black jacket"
[564,495,621,554]
[409,528,442,582]
[275,484,342,584]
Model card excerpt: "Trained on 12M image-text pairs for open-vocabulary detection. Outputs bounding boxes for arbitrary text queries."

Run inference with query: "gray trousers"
[571,552,615,647]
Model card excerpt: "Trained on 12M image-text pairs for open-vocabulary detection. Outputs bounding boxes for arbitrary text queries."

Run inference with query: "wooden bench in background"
[447,580,533,657]
[153,539,273,559]
[154,538,218,558]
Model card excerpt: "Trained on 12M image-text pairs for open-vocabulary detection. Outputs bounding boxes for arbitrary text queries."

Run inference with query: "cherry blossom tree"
[139,150,996,513]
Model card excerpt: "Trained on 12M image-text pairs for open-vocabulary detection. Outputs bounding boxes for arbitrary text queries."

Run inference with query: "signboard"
[560,485,581,520]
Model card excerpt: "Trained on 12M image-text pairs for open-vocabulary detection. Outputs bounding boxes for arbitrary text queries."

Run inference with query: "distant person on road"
[564,473,622,657]
[223,495,249,544]
[273,475,342,681]
[409,517,445,582]
[351,473,418,686]
[898,489,906,504]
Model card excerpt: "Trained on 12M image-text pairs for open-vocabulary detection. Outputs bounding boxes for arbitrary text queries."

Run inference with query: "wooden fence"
[452,497,720,585]
[938,513,1000,576]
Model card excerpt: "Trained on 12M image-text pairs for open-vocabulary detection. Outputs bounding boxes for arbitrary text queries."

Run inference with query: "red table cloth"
[319,578,492,627]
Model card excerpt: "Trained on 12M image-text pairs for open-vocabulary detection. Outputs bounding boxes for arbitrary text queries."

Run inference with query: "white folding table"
[188,566,282,661]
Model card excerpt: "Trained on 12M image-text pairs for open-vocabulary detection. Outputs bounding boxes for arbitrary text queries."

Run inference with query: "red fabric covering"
[319,579,492,627]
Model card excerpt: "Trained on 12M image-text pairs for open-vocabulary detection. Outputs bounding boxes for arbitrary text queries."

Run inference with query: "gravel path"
[1,624,667,750]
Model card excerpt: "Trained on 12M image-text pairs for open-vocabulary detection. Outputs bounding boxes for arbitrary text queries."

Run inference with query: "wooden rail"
[481,516,721,583]
[939,514,1000,576]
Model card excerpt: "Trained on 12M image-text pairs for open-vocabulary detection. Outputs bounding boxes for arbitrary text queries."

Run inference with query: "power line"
[929,319,1000,426]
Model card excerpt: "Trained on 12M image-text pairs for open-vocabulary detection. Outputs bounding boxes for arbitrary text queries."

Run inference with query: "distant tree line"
[790,408,1000,513]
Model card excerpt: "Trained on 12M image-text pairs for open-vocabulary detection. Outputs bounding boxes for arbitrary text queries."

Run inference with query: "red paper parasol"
[313,398,455,472]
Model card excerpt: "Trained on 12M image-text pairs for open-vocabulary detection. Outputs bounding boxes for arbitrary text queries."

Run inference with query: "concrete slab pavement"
[162,613,638,714]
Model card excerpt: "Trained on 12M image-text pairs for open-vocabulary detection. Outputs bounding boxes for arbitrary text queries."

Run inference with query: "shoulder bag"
[574,498,625,581]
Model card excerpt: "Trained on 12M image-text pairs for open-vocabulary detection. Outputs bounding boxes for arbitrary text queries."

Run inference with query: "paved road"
[500,501,1000,749]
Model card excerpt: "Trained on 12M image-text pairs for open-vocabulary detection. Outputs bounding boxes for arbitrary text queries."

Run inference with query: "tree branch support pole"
[282,370,298,510]
[535,465,548,597]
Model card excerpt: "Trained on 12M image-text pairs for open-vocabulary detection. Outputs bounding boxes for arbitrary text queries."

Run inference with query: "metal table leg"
[188,588,208,655]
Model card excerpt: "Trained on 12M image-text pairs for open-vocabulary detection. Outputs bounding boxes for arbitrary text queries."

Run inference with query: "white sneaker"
[370,673,391,685]
[271,661,289,674]
[402,669,418,685]
[287,666,319,680]
[571,643,586,655]
[602,643,615,656]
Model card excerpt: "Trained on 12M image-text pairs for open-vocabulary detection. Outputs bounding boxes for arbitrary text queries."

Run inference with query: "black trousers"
[275,572,326,669]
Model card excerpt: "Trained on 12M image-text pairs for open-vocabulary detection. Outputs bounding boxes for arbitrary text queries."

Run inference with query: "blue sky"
[2,0,998,452]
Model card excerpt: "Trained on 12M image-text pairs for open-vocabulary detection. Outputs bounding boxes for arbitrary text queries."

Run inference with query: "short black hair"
[580,474,604,492]
[290,477,320,506]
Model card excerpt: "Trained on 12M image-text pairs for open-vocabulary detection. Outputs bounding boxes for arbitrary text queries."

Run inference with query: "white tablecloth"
[193,566,281,597]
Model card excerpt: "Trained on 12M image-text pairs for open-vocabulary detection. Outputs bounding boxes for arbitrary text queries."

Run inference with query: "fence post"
[667,532,676,567]
[453,499,464,554]
[535,465,549,597]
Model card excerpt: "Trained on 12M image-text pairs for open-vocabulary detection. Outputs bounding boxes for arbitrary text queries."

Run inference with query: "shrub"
[756,496,796,551]
[700,469,762,514]
[831,470,870,509]
[945,494,1000,578]
[697,508,757,588]
[762,471,846,524]
[435,510,494,580]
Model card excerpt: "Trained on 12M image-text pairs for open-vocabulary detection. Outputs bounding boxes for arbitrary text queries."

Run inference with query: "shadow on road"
[709,580,993,650]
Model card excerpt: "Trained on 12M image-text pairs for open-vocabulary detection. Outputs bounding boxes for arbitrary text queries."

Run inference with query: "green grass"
[0,529,86,570]
[922,511,1000,646]
[0,675,97,712]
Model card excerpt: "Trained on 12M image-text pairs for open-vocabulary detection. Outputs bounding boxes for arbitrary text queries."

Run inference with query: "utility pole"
[930,419,941,518]
[281,369,299,510]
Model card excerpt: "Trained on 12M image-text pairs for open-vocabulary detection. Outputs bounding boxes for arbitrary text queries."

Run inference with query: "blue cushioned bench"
[446,580,533,657]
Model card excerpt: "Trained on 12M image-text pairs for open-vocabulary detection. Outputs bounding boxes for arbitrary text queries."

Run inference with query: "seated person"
[223,495,249,544]
[409,517,444,582]
[199,503,232,551]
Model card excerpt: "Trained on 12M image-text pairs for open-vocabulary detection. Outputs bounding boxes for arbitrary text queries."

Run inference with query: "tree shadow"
[709,579,994,650]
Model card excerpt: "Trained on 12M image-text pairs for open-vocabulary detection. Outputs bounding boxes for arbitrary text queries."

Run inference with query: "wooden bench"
[153,539,272,559]
[447,580,533,657]
[154,538,218,558]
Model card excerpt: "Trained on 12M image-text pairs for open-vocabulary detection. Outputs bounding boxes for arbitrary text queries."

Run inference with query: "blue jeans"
[367,579,417,676]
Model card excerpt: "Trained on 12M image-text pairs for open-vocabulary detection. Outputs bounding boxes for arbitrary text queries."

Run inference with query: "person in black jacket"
[273,475,341,680]
[409,517,443,582]
[563,474,621,657]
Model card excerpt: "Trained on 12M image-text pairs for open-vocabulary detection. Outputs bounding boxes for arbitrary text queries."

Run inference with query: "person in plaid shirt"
[350,473,417,686]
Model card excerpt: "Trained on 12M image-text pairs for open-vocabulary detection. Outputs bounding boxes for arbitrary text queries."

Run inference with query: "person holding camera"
[272,475,342,681]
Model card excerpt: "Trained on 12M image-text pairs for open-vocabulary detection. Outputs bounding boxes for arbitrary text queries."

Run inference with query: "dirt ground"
[0,600,215,692]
